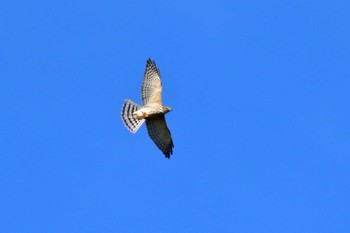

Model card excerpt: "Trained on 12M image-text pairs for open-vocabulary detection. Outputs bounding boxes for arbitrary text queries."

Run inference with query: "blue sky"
[1,1,349,232]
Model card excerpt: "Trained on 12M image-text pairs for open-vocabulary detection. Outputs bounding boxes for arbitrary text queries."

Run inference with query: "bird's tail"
[121,99,145,133]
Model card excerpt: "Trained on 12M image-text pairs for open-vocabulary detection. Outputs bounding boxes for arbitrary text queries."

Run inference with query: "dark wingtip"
[146,58,156,66]
[145,58,160,76]
[164,140,174,159]
[164,150,171,159]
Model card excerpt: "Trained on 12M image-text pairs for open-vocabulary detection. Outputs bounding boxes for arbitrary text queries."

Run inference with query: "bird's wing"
[146,115,174,158]
[141,59,162,106]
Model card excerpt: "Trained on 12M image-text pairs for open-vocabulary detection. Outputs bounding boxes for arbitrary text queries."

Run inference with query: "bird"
[121,59,174,158]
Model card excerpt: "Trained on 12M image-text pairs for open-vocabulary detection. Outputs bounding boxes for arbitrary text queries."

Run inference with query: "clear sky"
[1,1,349,232]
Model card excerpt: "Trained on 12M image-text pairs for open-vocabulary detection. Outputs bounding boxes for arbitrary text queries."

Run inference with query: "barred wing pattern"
[145,115,174,158]
[141,59,162,106]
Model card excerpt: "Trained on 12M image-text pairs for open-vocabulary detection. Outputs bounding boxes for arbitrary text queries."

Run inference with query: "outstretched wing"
[141,59,162,106]
[146,115,174,158]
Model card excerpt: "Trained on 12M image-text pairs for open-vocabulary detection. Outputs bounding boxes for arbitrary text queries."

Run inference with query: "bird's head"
[163,106,172,113]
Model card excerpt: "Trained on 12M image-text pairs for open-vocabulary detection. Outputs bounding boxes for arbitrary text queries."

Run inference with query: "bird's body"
[121,59,174,158]
[133,105,171,119]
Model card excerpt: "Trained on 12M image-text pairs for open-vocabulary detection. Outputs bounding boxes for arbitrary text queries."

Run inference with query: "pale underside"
[133,106,166,119]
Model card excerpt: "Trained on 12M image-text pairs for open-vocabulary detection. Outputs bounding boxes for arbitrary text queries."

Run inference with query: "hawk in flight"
[121,59,174,158]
